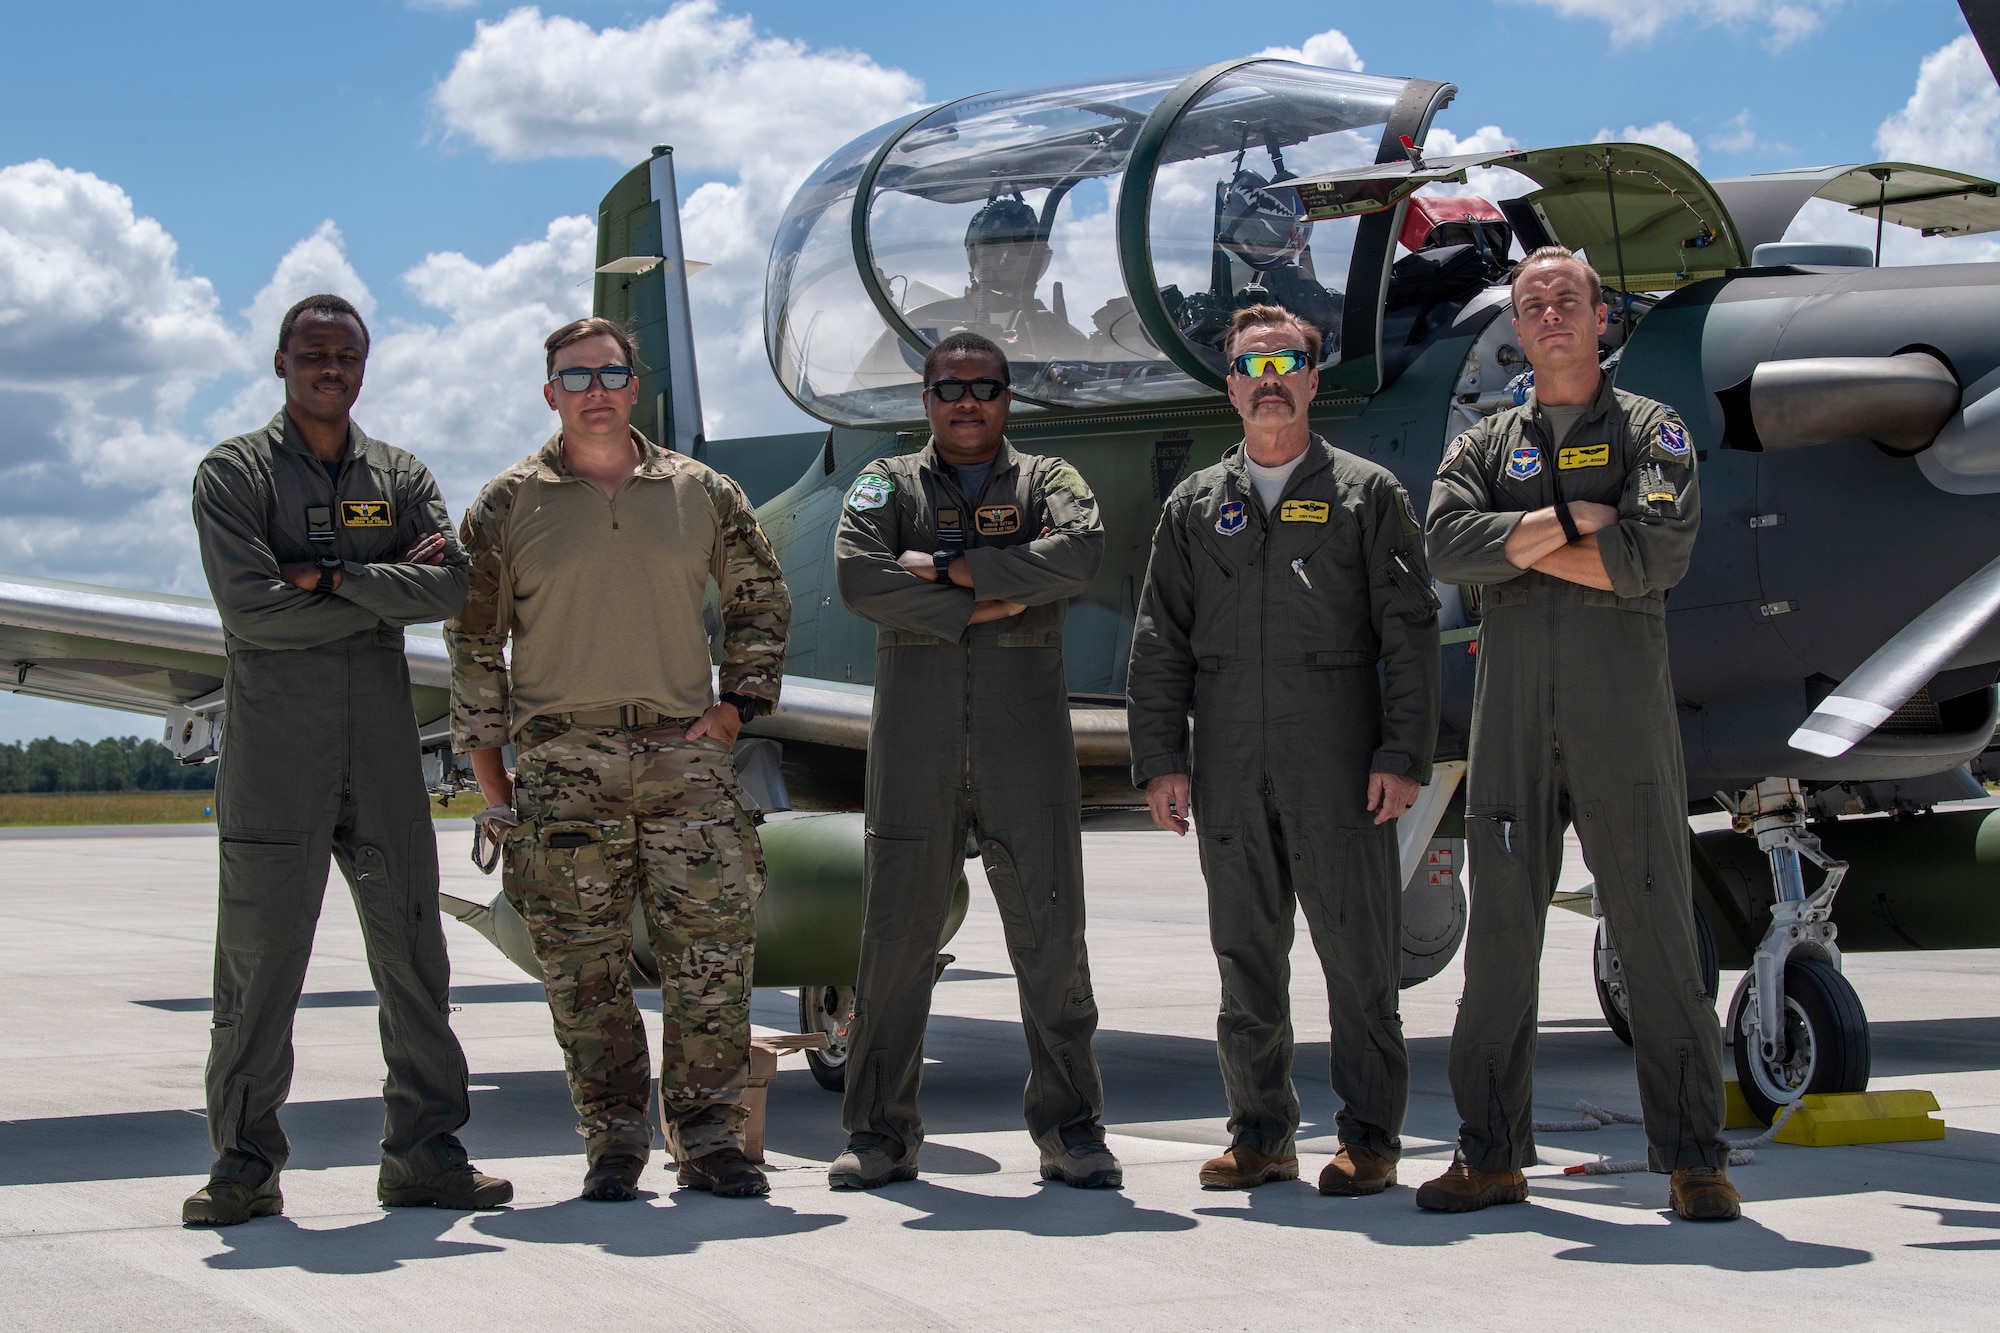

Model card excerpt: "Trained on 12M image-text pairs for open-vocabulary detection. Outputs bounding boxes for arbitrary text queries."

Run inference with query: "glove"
[471,803,519,874]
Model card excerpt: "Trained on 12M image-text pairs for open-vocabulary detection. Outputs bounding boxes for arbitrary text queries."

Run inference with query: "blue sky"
[0,0,1990,742]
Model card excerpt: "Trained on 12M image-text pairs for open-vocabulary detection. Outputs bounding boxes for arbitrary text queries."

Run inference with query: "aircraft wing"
[1715,161,2000,254]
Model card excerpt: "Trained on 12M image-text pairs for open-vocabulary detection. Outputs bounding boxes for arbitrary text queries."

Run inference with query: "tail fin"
[594,145,705,453]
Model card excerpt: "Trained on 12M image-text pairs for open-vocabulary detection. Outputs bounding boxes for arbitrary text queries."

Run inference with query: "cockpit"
[765,61,1452,426]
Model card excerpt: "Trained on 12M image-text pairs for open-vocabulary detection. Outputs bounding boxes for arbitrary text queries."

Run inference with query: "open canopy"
[1715,162,2000,255]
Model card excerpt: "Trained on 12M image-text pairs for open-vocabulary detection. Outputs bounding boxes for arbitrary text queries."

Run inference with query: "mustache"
[1252,385,1293,407]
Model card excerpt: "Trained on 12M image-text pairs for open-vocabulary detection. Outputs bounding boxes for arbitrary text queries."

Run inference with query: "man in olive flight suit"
[1421,247,1738,1222]
[183,294,511,1227]
[830,330,1119,1191]
[1127,305,1440,1197]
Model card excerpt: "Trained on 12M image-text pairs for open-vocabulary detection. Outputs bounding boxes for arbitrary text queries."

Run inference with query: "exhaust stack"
[1722,352,1960,454]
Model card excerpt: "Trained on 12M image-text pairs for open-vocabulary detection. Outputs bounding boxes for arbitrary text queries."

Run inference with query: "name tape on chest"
[847,472,894,512]
[1557,443,1610,471]
[1215,500,1247,535]
[1278,499,1329,524]
[1505,445,1542,481]
[974,504,1021,536]
[341,499,392,527]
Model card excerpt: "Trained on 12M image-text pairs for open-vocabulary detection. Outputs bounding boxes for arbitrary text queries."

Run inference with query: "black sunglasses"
[926,377,1007,402]
[547,365,635,393]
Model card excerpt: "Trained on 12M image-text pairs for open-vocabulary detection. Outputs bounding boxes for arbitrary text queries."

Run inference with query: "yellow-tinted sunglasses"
[1230,349,1311,377]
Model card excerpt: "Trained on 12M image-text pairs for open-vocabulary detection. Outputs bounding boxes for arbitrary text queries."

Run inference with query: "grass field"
[0,791,475,826]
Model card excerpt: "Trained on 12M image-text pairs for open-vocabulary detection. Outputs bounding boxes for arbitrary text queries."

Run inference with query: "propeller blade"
[1963,1,2000,83]
[1790,551,2000,756]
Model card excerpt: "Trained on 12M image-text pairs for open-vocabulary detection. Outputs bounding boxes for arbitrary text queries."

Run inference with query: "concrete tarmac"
[4,819,1999,1331]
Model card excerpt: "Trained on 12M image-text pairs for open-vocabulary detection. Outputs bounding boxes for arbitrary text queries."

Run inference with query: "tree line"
[0,736,216,793]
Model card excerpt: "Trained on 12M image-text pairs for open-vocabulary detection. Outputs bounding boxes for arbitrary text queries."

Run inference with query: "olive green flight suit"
[1426,376,1727,1173]
[834,438,1108,1160]
[192,410,473,1190]
[1127,435,1440,1162]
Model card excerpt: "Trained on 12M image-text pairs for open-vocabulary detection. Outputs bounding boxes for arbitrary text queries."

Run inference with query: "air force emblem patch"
[974,504,1021,536]
[1658,418,1690,456]
[1558,443,1610,470]
[846,472,893,512]
[1215,500,1246,535]
[1278,499,1328,524]
[1505,446,1542,481]
[340,500,391,527]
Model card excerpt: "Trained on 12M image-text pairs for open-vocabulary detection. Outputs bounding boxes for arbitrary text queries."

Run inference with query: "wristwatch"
[932,550,955,582]
[719,692,758,726]
[313,554,343,593]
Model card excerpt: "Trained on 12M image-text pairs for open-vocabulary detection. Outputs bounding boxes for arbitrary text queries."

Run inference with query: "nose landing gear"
[1718,777,1872,1123]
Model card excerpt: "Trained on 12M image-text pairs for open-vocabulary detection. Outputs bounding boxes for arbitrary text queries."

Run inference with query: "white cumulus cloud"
[1877,34,2000,178]
[1507,0,1833,50]
[1257,28,1365,71]
[1593,120,1701,167]
[432,2,928,439]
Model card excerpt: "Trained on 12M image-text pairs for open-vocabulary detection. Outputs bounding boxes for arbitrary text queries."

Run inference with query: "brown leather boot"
[1414,1161,1529,1212]
[1317,1144,1397,1196]
[1670,1167,1741,1221]
[1198,1146,1299,1189]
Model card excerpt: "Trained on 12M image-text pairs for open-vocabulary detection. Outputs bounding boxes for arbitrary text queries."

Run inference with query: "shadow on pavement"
[469,1194,842,1258]
[887,1178,1197,1237]
[1190,1181,1873,1270]
[199,1208,504,1274]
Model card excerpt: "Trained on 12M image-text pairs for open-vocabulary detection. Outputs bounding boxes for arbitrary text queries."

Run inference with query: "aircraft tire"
[800,984,854,1093]
[1729,956,1872,1125]
[1594,904,1718,1048]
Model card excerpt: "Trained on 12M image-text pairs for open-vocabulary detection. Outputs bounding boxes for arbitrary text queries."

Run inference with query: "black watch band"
[719,692,757,726]
[1555,500,1582,545]
[932,550,955,581]
[314,554,342,593]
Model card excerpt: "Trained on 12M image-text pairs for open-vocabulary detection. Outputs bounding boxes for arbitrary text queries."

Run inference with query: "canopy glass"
[764,62,1421,425]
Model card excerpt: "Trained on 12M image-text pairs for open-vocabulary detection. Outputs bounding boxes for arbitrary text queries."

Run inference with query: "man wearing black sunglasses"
[184,294,510,1226]
[447,316,790,1204]
[1128,304,1441,1199]
[830,330,1118,1192]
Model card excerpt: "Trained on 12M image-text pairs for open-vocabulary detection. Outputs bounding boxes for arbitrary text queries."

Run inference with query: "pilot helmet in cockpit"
[964,194,1051,309]
[1216,171,1311,272]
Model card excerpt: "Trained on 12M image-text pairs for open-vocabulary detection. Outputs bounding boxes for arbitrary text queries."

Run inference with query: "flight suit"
[1127,435,1440,1162]
[834,438,1108,1159]
[191,410,473,1190]
[1426,376,1727,1173]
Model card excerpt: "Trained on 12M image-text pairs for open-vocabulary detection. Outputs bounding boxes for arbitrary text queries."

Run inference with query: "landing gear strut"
[1718,777,1872,1123]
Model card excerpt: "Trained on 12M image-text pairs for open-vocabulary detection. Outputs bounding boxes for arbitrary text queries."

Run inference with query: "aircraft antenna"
[1602,151,1631,325]
[1871,167,1891,267]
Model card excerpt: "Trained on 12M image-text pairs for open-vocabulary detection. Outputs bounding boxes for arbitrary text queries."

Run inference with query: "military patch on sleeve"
[846,472,894,512]
[341,499,392,527]
[1505,445,1542,481]
[1657,417,1690,457]
[1278,499,1329,524]
[974,504,1021,536]
[1557,443,1610,470]
[1439,432,1472,475]
[1044,462,1092,501]
[1395,486,1421,535]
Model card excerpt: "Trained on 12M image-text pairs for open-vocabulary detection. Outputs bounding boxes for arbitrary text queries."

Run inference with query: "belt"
[544,704,683,730]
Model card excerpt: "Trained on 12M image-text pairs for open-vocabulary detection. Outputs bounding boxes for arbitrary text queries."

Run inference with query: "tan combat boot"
[1317,1144,1397,1196]
[1669,1167,1741,1221]
[1198,1146,1300,1189]
[1414,1161,1529,1212]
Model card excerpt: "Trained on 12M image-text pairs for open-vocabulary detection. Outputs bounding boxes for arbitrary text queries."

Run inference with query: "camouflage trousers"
[503,717,764,1164]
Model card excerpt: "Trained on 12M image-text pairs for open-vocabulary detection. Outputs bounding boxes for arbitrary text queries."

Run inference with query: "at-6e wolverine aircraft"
[10,12,2000,1120]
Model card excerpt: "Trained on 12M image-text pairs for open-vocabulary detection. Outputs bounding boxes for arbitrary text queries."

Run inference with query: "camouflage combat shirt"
[445,429,790,750]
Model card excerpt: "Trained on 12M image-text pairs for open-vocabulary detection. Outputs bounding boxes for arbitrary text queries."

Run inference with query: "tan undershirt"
[504,460,723,730]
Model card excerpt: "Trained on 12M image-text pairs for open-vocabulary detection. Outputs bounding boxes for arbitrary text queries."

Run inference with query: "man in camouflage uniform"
[830,330,1119,1192]
[1421,247,1736,1222]
[447,316,790,1201]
